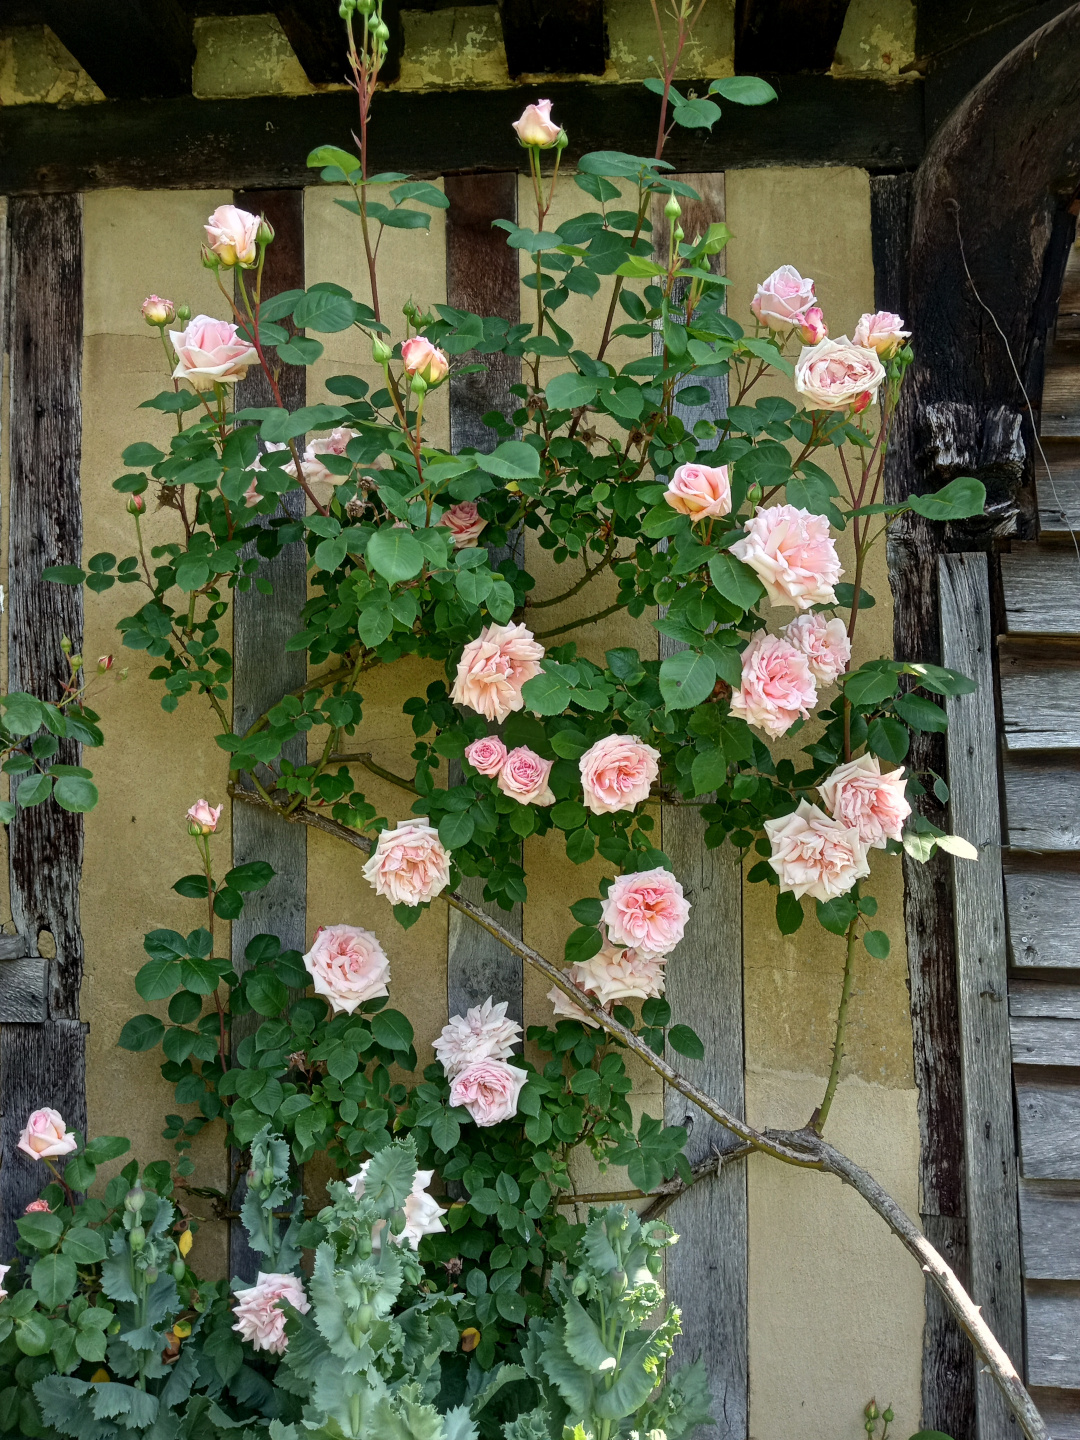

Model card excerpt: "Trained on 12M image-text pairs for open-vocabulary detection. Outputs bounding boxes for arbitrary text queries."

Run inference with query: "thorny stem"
[328,751,418,794]
[533,601,622,639]
[525,537,619,610]
[810,911,860,1134]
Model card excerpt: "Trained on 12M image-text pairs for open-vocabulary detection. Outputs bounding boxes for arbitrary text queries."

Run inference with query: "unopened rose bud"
[512,99,561,148]
[673,224,684,245]
[664,193,681,221]
[410,372,428,398]
[256,217,275,247]
[555,127,569,150]
[400,336,449,387]
[176,304,192,323]
[98,655,114,673]
[200,244,221,270]
[851,389,873,416]
[127,494,146,516]
[864,1402,878,1421]
[142,295,176,327]
[882,1410,893,1423]
[372,336,392,366]
[796,306,828,346]
[60,636,73,655]
[746,483,763,506]
[70,654,83,672]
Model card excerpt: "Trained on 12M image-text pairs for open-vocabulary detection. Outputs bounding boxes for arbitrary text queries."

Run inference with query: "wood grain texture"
[1002,544,1080,636]
[1025,1281,1080,1388]
[1019,1181,1080,1280]
[940,553,1024,1439]
[1006,871,1080,968]
[1000,653,1080,750]
[1011,982,1080,1019]
[1035,441,1080,537]
[230,189,308,1280]
[1028,1386,1080,1440]
[1003,758,1080,851]
[1012,1018,1080,1067]
[444,173,525,1028]
[0,956,48,1024]
[1016,1075,1080,1180]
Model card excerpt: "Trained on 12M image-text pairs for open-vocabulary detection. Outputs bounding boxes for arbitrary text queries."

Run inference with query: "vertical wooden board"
[229,189,308,1278]
[443,173,525,1026]
[939,553,1024,1438]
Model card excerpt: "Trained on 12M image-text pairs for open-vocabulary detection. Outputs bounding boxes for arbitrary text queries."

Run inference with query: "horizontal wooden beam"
[0,76,924,193]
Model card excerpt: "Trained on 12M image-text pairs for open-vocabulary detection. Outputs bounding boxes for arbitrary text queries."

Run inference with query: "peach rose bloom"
[579,734,660,814]
[141,295,175,326]
[437,502,487,548]
[818,754,911,849]
[730,504,842,609]
[401,336,450,386]
[730,632,817,739]
[513,99,561,147]
[346,1162,445,1249]
[664,463,731,522]
[464,735,508,777]
[18,1108,78,1161]
[764,800,870,901]
[186,798,223,834]
[434,996,521,1078]
[301,427,360,491]
[795,306,828,345]
[601,867,689,957]
[853,310,910,358]
[750,265,815,330]
[23,1199,51,1214]
[302,924,390,1015]
[232,1272,310,1355]
[170,315,258,390]
[794,336,886,412]
[783,612,851,685]
[448,1058,529,1126]
[451,622,545,723]
[497,746,555,806]
[362,818,451,907]
[205,204,261,267]
[579,941,666,1004]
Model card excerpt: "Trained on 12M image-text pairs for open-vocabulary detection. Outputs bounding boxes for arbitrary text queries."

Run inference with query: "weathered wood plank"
[1002,544,1080,636]
[1035,442,1080,537]
[940,553,1024,1440]
[1012,982,1080,1019]
[1025,1281,1080,1388]
[1006,871,1080,967]
[1040,335,1080,438]
[230,189,308,1279]
[1029,1388,1080,1440]
[1000,654,1080,750]
[1019,1180,1080,1281]
[1,194,88,1257]
[1003,758,1080,851]
[1015,1075,1080,1180]
[0,957,48,1024]
[1012,1018,1080,1068]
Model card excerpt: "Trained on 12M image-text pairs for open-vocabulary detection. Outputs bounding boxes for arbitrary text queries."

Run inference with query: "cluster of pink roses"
[550,940,667,1026]
[464,736,555,805]
[732,613,850,739]
[466,727,660,815]
[302,924,390,1014]
[433,997,528,1127]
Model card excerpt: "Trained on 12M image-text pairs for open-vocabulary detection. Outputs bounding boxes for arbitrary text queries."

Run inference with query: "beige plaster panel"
[193,15,320,99]
[746,1071,923,1440]
[0,26,103,106]
[398,8,510,91]
[833,0,917,77]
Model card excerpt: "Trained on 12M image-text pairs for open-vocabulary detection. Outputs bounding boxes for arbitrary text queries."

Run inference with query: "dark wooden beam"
[35,0,195,99]
[734,0,851,72]
[498,0,606,78]
[0,76,924,195]
[270,0,403,87]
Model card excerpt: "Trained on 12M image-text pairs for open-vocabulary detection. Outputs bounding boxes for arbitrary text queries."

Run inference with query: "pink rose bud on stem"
[204,204,261,268]
[127,495,146,516]
[97,655,115,673]
[400,336,450,387]
[795,306,828,345]
[512,99,562,148]
[852,311,910,358]
[18,1108,79,1162]
[23,1199,51,1214]
[186,799,223,836]
[141,295,176,327]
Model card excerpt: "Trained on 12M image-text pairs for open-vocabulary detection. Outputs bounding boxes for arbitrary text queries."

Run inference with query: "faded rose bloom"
[449,1058,529,1127]
[818,754,911,849]
[346,1162,445,1249]
[794,336,886,412]
[0,1266,9,1302]
[794,306,828,345]
[434,997,522,1079]
[17,1109,78,1162]
[362,818,451,907]
[730,631,817,739]
[451,622,545,724]
[301,427,360,495]
[512,99,561,147]
[496,747,555,806]
[23,1199,51,1214]
[205,204,261,267]
[664,463,731,522]
[232,1273,310,1355]
[601,867,689,958]
[186,799,222,835]
[579,734,660,815]
[730,505,842,610]
[401,337,450,386]
[141,295,175,326]
[302,924,390,1015]
[750,265,816,330]
[437,502,487,549]
[170,316,257,390]
[764,799,870,902]
[548,962,601,1026]
[464,735,508,777]
[577,941,666,1004]
[783,612,851,685]
[852,310,910,358]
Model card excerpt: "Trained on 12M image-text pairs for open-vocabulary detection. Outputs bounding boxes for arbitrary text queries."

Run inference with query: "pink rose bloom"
[818,754,911,849]
[464,736,508,777]
[302,924,390,1015]
[346,1162,445,1249]
[579,734,660,815]
[301,427,359,491]
[242,440,291,506]
[512,98,561,147]
[186,798,223,834]
[496,747,555,806]
[548,962,602,1026]
[601,867,689,958]
[730,632,817,738]
[794,336,886,412]
[401,336,450,386]
[783,612,851,685]
[23,1199,51,1214]
[141,295,175,326]
[205,204,261,267]
[794,306,828,345]
[434,996,522,1078]
[449,1058,529,1127]
[764,799,870,901]
[852,310,910,358]
[232,1272,310,1355]
[17,1109,78,1161]
[730,504,842,609]
[169,315,257,390]
[362,818,451,907]
[578,941,666,1004]
[437,502,488,549]
[664,463,731,522]
[451,622,545,724]
[750,265,816,330]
